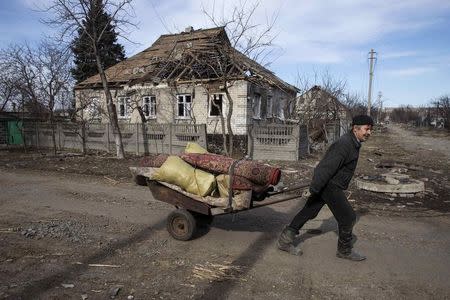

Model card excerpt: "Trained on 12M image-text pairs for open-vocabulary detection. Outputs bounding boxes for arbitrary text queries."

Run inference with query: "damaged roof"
[75,27,298,93]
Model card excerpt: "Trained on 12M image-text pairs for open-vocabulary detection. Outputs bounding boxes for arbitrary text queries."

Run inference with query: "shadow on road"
[10,220,166,299]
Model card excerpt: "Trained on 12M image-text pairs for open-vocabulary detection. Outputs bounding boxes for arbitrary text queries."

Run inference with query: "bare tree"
[341,92,366,117]
[390,106,419,124]
[295,69,350,138]
[431,94,450,130]
[0,44,43,116]
[193,0,280,156]
[45,0,135,158]
[1,41,73,153]
[69,89,108,154]
[0,42,69,153]
[0,68,20,112]
[33,40,73,154]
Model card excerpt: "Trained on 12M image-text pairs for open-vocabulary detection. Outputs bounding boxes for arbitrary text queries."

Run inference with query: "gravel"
[20,220,89,243]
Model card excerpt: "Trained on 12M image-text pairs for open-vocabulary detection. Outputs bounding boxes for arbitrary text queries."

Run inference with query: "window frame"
[142,95,157,119]
[277,98,285,120]
[176,94,192,119]
[208,93,224,117]
[118,96,131,119]
[266,96,273,118]
[87,97,101,120]
[252,93,262,119]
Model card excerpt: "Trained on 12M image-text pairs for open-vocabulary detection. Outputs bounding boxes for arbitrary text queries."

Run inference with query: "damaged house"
[296,85,352,144]
[74,26,298,147]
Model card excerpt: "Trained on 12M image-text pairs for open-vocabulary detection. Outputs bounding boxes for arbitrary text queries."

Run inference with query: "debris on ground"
[20,220,88,243]
[191,262,243,281]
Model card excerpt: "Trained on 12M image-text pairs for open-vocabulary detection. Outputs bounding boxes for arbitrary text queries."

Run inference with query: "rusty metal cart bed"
[145,178,309,241]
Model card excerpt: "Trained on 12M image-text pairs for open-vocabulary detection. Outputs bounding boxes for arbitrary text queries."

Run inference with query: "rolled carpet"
[139,154,169,168]
[180,153,281,186]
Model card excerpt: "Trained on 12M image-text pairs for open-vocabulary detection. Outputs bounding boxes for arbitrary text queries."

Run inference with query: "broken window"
[266,96,273,118]
[209,94,223,117]
[277,98,285,120]
[143,96,156,118]
[287,99,295,118]
[177,94,192,118]
[118,97,131,118]
[252,93,261,119]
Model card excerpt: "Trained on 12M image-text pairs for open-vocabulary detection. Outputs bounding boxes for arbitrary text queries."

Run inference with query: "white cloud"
[19,0,450,67]
[382,51,418,59]
[124,0,450,65]
[385,67,435,77]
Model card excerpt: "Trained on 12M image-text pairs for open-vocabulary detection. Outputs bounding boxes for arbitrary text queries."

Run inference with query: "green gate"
[7,120,24,145]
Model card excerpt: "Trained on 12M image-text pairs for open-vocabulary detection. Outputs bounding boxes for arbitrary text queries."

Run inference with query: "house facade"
[74,27,298,136]
[296,85,352,141]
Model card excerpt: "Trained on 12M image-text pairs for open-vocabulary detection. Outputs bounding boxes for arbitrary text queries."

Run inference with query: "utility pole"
[367,49,377,116]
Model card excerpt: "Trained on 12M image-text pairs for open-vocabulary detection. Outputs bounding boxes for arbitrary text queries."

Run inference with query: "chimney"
[184,26,194,33]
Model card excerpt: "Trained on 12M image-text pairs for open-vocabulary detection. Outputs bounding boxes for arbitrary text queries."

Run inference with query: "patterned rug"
[138,153,280,190]
[139,154,169,168]
[180,153,281,186]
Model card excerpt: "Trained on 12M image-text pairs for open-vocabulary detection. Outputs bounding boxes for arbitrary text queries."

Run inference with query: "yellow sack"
[216,174,230,198]
[151,156,216,197]
[216,174,251,209]
[185,142,208,154]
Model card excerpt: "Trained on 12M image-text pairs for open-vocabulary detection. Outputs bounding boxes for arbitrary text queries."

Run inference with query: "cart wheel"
[134,175,147,186]
[166,209,196,241]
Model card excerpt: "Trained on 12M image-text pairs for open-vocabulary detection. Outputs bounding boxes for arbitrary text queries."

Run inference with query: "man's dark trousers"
[288,183,356,253]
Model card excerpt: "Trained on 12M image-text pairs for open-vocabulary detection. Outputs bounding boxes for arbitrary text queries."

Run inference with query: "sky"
[1,0,449,108]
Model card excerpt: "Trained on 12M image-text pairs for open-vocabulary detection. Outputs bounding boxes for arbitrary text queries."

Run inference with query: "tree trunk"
[49,94,57,156]
[224,87,234,157]
[136,106,149,154]
[93,46,125,159]
[81,121,87,155]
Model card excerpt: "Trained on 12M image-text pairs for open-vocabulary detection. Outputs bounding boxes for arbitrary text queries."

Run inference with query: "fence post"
[135,123,139,155]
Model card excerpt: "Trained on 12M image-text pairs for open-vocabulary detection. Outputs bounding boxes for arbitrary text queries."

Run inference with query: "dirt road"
[388,124,450,161]
[1,125,450,299]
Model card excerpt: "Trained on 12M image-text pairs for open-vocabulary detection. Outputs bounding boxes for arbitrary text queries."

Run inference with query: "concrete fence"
[248,124,309,161]
[22,122,207,155]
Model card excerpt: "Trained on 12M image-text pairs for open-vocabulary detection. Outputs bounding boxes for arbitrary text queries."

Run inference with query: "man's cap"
[352,115,374,126]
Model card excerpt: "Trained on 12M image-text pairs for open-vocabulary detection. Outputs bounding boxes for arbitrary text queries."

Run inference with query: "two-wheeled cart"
[145,178,309,241]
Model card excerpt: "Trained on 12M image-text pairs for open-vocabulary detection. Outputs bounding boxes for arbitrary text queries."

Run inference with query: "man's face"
[353,125,372,142]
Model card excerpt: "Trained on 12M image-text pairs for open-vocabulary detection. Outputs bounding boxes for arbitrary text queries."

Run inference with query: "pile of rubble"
[20,220,88,243]
[356,168,425,198]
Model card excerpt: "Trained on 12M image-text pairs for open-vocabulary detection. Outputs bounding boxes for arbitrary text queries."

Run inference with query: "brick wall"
[76,80,250,136]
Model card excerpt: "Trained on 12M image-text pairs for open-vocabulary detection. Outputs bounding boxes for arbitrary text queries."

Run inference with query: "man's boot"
[336,226,366,261]
[277,226,302,256]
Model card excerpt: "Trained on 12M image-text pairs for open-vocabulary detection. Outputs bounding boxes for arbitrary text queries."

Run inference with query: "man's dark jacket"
[310,132,361,194]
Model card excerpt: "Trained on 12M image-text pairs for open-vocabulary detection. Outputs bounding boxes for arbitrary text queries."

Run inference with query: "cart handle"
[266,182,310,197]
[251,182,310,209]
